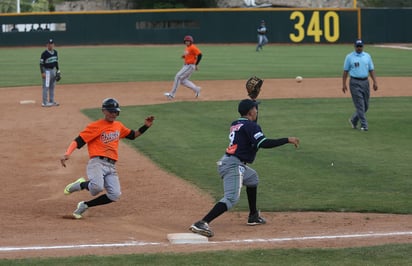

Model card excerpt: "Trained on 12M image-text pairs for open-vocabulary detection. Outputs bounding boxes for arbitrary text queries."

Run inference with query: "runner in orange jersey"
[164,35,202,99]
[60,98,155,219]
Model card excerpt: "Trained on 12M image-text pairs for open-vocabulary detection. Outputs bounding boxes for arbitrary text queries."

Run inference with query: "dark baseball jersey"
[225,118,266,163]
[40,49,59,72]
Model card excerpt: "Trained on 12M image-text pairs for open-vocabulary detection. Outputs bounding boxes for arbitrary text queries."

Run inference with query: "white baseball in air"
[296,76,303,83]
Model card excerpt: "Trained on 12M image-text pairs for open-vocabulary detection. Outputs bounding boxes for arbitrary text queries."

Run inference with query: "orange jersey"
[79,119,132,161]
[183,44,201,65]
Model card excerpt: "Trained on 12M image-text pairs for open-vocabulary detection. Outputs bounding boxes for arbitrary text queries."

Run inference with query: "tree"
[361,0,412,7]
[133,0,217,9]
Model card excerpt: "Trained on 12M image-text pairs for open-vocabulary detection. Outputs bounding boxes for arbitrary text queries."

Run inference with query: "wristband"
[138,125,149,134]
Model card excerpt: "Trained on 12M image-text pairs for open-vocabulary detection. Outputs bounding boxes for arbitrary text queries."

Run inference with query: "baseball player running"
[190,99,299,237]
[39,38,61,107]
[342,39,378,131]
[164,35,202,100]
[61,98,154,219]
[256,20,268,52]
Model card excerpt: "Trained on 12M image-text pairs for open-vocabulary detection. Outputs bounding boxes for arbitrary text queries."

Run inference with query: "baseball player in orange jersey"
[60,98,155,219]
[164,35,202,99]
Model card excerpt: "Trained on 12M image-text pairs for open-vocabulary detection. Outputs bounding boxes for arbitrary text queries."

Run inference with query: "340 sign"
[289,11,341,43]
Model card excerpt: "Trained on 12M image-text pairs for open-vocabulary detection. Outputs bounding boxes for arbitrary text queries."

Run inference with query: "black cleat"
[189,220,214,237]
[247,211,266,226]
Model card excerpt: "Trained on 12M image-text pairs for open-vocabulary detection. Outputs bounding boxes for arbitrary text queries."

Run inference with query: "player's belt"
[224,154,247,165]
[98,156,116,164]
[350,76,368,80]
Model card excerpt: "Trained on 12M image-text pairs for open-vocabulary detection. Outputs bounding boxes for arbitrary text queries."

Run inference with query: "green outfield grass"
[83,97,412,214]
[1,44,411,264]
[1,243,412,265]
[0,44,411,87]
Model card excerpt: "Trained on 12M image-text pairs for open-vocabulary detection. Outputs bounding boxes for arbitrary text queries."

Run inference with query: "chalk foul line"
[1,231,412,252]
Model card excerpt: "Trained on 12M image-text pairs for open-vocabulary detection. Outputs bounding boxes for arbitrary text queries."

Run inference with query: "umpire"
[342,39,378,131]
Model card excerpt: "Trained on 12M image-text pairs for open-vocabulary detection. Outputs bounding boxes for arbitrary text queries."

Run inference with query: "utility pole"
[17,0,21,13]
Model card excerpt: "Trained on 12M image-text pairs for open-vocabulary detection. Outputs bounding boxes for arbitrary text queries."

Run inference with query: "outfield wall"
[0,8,410,46]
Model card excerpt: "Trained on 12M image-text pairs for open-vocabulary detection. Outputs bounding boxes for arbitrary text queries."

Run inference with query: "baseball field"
[0,44,412,264]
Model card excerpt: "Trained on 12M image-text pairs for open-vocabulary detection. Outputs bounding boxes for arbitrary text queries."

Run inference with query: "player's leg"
[242,166,258,214]
[350,80,368,130]
[71,158,105,219]
[243,166,266,225]
[103,168,121,202]
[49,79,56,105]
[80,164,119,212]
[178,65,200,96]
[189,156,241,237]
[168,65,190,97]
[256,35,262,51]
[263,36,268,46]
[200,161,242,221]
[42,71,51,107]
[86,158,106,196]
[48,70,59,106]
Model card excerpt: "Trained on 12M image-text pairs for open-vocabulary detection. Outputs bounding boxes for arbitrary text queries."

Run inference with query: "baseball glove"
[245,76,263,100]
[55,71,61,82]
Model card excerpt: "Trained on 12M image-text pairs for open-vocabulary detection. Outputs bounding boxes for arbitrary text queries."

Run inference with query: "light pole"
[17,0,21,13]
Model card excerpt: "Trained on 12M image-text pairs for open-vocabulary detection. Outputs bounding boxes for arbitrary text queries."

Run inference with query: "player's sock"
[202,202,227,223]
[246,186,257,216]
[85,194,113,207]
[80,181,90,190]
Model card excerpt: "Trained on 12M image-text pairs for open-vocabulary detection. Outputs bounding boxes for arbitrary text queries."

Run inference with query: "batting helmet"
[183,35,194,43]
[102,98,121,112]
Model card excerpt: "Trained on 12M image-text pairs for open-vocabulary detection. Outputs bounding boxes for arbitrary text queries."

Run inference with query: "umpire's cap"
[238,99,259,116]
[102,98,121,112]
[355,39,364,47]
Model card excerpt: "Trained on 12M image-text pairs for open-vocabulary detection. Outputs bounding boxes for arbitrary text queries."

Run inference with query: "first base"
[167,233,208,244]
[19,100,36,104]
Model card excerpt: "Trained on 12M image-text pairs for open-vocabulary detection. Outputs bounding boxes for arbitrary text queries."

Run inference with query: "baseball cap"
[238,99,259,116]
[48,38,54,44]
[355,39,363,47]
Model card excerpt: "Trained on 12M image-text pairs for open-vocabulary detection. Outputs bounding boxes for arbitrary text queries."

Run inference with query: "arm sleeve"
[258,138,289,149]
[125,130,136,140]
[196,53,202,65]
[74,136,86,149]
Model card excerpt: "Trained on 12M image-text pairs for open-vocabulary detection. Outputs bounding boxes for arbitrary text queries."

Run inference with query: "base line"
[212,231,412,244]
[1,231,412,252]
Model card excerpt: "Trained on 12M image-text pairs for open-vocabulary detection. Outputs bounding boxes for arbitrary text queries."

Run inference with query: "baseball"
[296,76,303,83]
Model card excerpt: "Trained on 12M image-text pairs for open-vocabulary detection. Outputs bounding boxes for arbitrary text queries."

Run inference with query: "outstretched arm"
[132,116,155,139]
[259,137,299,149]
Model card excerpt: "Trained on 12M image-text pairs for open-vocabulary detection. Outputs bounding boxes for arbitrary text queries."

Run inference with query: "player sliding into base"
[60,98,154,219]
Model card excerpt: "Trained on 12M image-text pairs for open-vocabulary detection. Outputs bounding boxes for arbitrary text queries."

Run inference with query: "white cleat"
[195,87,201,98]
[164,92,174,100]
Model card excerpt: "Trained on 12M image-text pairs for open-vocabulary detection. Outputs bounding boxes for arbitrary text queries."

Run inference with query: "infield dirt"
[1,77,411,258]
